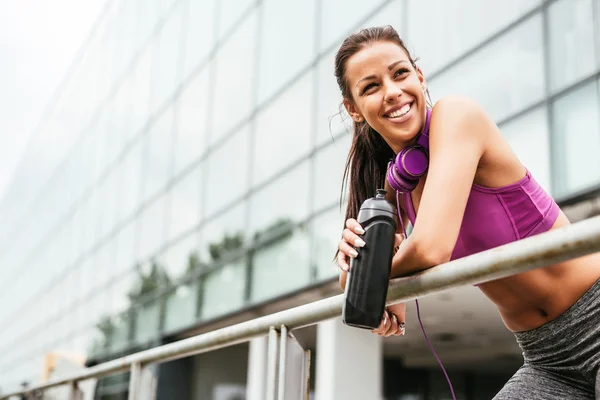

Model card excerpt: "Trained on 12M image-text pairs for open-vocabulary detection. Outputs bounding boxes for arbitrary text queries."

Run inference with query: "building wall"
[0,0,599,393]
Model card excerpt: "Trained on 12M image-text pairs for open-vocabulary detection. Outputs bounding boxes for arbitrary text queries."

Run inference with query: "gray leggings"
[494,278,600,399]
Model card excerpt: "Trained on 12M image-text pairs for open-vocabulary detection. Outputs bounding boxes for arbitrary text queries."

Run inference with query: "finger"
[383,313,397,337]
[337,241,358,267]
[336,250,350,272]
[394,232,404,247]
[371,311,388,335]
[342,228,366,249]
[345,218,365,235]
[378,311,392,336]
[394,321,406,336]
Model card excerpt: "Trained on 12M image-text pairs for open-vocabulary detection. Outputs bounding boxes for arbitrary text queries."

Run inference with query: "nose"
[383,81,403,103]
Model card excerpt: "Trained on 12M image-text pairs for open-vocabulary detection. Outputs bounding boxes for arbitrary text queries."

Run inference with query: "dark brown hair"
[334,26,418,232]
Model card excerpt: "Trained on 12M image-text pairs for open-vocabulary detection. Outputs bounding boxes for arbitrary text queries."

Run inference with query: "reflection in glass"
[174,67,210,175]
[254,73,312,185]
[257,0,316,104]
[313,133,352,212]
[551,81,600,196]
[165,283,199,332]
[212,11,257,145]
[206,126,249,216]
[200,202,246,267]
[250,227,311,303]
[201,259,246,320]
[548,0,596,92]
[499,106,551,193]
[429,14,544,122]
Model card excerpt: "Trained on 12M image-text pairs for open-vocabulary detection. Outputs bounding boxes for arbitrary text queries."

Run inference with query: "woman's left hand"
[371,302,406,337]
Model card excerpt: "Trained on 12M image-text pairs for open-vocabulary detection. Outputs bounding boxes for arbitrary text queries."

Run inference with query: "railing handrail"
[3,215,600,398]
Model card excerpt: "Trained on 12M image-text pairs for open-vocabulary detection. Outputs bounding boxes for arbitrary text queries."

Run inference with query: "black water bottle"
[342,189,398,330]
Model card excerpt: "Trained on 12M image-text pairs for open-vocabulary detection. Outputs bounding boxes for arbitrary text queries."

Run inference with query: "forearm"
[391,235,451,278]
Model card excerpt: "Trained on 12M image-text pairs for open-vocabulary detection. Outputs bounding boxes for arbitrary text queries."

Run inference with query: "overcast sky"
[0,0,106,200]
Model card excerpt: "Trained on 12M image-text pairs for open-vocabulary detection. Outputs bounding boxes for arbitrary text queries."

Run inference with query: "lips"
[384,101,413,119]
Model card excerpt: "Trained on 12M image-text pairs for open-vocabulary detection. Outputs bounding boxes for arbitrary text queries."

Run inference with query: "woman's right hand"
[336,218,366,272]
[337,218,404,272]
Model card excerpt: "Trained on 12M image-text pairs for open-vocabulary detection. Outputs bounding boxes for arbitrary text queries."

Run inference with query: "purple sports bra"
[402,169,560,261]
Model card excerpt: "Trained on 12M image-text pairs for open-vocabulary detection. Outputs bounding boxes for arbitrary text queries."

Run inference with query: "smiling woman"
[333,25,600,399]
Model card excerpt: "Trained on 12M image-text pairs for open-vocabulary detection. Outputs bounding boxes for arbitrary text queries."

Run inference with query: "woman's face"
[343,41,427,153]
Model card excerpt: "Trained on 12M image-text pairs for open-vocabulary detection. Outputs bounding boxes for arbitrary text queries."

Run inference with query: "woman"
[334,26,600,399]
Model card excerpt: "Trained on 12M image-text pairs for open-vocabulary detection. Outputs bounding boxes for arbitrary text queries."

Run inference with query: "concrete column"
[246,336,268,400]
[315,317,382,400]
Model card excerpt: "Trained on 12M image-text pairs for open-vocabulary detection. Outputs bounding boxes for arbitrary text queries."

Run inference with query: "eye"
[360,82,378,95]
[394,68,410,78]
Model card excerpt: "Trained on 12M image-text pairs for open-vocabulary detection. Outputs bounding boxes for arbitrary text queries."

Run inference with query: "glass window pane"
[165,283,199,332]
[249,161,310,237]
[200,202,246,265]
[201,259,246,320]
[131,48,152,134]
[551,81,600,196]
[311,209,345,281]
[548,0,596,92]
[313,133,352,212]
[182,0,216,79]
[500,107,551,193]
[165,232,200,280]
[250,227,311,303]
[138,195,167,260]
[118,141,143,223]
[143,107,174,202]
[206,126,250,217]
[149,4,184,115]
[217,0,255,40]
[428,15,545,122]
[254,73,312,185]
[212,11,257,145]
[174,67,209,175]
[319,0,380,53]
[167,163,202,242]
[257,0,316,104]
[406,0,541,74]
[315,49,352,148]
[133,300,161,345]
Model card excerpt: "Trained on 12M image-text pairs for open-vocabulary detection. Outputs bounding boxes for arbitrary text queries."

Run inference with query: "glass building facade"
[0,0,599,397]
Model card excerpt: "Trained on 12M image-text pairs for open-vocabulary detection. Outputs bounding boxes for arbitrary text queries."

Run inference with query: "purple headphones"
[386,108,432,193]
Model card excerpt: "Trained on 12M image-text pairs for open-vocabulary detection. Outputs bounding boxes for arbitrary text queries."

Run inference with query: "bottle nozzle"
[376,189,387,198]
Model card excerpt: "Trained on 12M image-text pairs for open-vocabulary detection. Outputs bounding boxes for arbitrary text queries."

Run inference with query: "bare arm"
[390,96,489,277]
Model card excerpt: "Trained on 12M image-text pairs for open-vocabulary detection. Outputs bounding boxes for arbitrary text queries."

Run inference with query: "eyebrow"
[356,60,410,87]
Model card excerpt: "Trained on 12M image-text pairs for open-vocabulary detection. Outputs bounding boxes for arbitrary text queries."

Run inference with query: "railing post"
[68,381,83,400]
[277,325,288,400]
[128,363,141,400]
[266,326,280,400]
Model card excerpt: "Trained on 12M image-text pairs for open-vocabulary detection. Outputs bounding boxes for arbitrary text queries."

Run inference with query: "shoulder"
[429,95,496,146]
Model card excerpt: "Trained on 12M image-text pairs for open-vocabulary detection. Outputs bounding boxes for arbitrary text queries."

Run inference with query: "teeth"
[387,103,411,118]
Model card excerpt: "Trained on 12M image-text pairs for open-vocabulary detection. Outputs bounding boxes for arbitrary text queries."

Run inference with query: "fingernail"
[400,322,406,329]
[349,249,358,258]
[354,226,365,235]
[343,263,349,272]
[354,238,366,248]
[383,312,388,326]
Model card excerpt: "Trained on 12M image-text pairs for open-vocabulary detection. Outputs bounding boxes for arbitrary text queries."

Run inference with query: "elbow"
[414,240,453,267]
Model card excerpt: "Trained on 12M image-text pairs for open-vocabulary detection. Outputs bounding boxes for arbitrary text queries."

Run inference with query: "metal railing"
[3,214,600,399]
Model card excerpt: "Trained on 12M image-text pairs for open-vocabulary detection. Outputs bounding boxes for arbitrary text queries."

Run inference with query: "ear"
[415,66,427,92]
[343,98,364,123]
